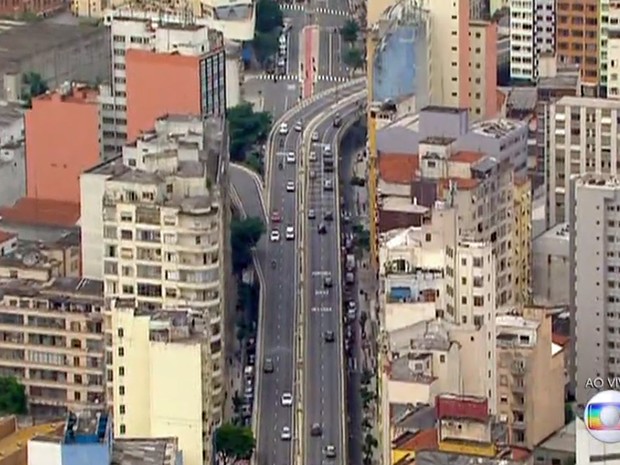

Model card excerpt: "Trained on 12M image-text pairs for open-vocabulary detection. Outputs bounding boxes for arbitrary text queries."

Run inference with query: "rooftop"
[576,172,620,189]
[392,428,438,451]
[63,410,109,445]
[0,277,103,300]
[537,420,575,453]
[470,118,523,138]
[34,83,99,105]
[0,236,79,270]
[113,437,180,465]
[421,106,464,114]
[556,95,620,109]
[0,419,63,458]
[390,403,436,430]
[499,87,538,112]
[378,152,419,184]
[0,20,105,76]
[416,451,521,465]
[0,197,80,228]
[450,151,484,163]
[389,356,437,384]
[0,101,25,130]
[496,315,540,330]
[0,230,16,244]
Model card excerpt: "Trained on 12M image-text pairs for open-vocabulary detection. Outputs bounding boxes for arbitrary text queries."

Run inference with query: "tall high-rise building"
[80,114,230,429]
[547,96,620,228]
[556,0,599,93]
[508,0,556,82]
[469,20,498,122]
[100,14,226,154]
[569,173,620,405]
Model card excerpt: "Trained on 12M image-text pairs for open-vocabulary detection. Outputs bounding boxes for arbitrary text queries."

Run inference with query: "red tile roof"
[450,151,484,163]
[379,152,419,184]
[0,230,16,243]
[439,178,480,191]
[0,198,80,228]
[395,429,438,451]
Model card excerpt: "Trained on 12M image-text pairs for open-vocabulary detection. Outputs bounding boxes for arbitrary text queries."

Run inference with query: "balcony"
[511,383,524,393]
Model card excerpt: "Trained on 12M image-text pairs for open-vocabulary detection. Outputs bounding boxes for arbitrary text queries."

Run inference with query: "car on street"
[271,210,281,223]
[325,445,337,458]
[263,358,274,373]
[281,426,292,440]
[294,121,303,132]
[270,230,280,242]
[347,301,357,320]
[279,34,287,45]
[324,330,335,342]
[318,222,327,234]
[333,112,342,127]
[308,209,316,219]
[286,151,296,163]
[324,210,333,221]
[323,144,332,155]
[311,423,322,436]
[281,392,293,406]
[323,275,333,288]
[286,181,295,192]
[285,226,295,240]
[311,131,320,142]
[279,123,289,135]
[277,57,286,68]
[323,179,333,191]
[309,151,317,162]
[309,169,317,180]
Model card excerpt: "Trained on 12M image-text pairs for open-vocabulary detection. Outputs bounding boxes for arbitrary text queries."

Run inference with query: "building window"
[119,386,125,396]
[118,328,124,338]
[119,366,125,376]
[118,347,124,357]
[120,405,126,415]
[120,424,126,434]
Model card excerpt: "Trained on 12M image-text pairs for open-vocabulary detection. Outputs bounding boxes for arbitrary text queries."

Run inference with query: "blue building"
[27,409,182,465]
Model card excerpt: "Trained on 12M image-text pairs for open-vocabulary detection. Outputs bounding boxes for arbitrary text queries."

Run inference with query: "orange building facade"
[25,84,100,204]
[125,46,226,142]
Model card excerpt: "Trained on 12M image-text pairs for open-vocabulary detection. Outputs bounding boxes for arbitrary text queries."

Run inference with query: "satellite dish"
[22,252,39,267]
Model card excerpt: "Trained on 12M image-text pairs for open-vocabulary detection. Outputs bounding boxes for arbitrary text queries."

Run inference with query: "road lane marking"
[314,290,329,296]
[311,270,331,276]
[311,307,332,312]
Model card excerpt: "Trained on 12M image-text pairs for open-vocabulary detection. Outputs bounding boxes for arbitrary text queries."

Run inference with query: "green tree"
[343,47,365,71]
[227,103,272,161]
[231,216,265,274]
[21,72,48,108]
[215,423,256,465]
[253,31,279,65]
[255,0,283,34]
[0,376,27,414]
[340,19,360,43]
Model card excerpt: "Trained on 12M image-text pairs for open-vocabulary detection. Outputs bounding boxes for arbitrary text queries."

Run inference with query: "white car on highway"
[309,151,317,162]
[270,230,280,242]
[311,131,320,142]
[281,392,293,406]
[279,123,289,135]
[281,426,292,440]
[294,121,303,132]
[286,181,295,192]
[286,151,296,163]
[285,226,295,240]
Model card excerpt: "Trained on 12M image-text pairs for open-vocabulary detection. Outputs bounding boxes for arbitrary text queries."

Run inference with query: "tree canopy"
[343,47,365,71]
[231,216,265,274]
[215,423,256,464]
[0,377,27,415]
[340,19,360,43]
[255,0,283,34]
[227,103,272,161]
[21,72,48,108]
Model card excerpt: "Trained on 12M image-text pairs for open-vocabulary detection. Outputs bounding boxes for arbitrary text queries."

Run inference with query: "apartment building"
[0,277,104,417]
[569,173,620,405]
[547,97,620,228]
[509,0,556,81]
[25,83,101,204]
[496,310,564,448]
[379,207,498,408]
[469,20,498,122]
[111,299,212,465]
[101,15,226,153]
[556,0,599,91]
[513,176,532,304]
[435,395,498,457]
[82,115,230,425]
